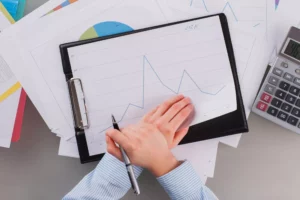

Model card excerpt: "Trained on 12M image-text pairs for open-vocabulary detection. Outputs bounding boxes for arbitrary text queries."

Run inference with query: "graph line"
[222,2,238,22]
[97,55,226,133]
[253,23,260,27]
[190,0,209,12]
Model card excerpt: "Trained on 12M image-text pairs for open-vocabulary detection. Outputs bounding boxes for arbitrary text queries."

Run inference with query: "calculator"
[252,27,300,134]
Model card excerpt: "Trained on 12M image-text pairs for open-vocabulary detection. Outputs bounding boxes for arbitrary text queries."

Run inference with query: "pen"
[111,115,140,195]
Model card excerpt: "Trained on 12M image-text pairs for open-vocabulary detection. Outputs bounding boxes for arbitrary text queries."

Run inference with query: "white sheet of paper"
[0,0,167,140]
[0,0,107,139]
[0,8,20,148]
[172,139,219,183]
[59,138,79,158]
[0,12,10,31]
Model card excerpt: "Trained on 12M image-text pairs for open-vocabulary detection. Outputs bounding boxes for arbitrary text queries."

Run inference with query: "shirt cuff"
[97,153,144,188]
[157,161,207,200]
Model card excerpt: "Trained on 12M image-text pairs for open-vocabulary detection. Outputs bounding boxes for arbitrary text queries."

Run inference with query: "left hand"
[142,95,193,148]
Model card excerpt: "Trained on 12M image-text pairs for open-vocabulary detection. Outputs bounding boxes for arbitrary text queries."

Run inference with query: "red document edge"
[11,88,26,142]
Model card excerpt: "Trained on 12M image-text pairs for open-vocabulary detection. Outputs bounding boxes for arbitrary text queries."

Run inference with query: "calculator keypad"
[267,107,278,116]
[271,98,283,108]
[281,103,292,113]
[277,111,289,121]
[285,94,297,104]
[269,76,280,86]
[275,90,287,100]
[294,78,300,86]
[283,73,294,82]
[289,86,300,96]
[264,84,276,95]
[261,93,272,103]
[252,59,300,134]
[287,116,298,126]
[273,68,283,77]
[292,108,300,117]
[279,81,290,91]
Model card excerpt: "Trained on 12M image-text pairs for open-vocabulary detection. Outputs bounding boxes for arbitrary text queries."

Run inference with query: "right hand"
[106,95,193,176]
[106,123,180,177]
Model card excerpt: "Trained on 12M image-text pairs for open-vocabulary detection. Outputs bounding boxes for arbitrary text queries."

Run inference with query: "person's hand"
[106,123,180,177]
[142,95,193,148]
[106,95,193,177]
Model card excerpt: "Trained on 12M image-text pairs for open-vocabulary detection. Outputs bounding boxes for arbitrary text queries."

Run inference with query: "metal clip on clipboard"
[67,78,102,163]
[68,78,89,130]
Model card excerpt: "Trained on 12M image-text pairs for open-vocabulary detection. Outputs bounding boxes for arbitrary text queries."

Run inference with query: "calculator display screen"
[284,39,300,61]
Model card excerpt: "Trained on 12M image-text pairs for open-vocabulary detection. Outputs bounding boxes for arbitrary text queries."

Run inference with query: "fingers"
[142,106,159,123]
[150,95,184,122]
[160,97,191,123]
[106,129,131,150]
[171,128,189,149]
[106,135,123,161]
[169,104,194,132]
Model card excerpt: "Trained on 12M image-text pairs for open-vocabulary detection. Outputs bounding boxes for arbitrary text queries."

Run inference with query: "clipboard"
[60,13,248,164]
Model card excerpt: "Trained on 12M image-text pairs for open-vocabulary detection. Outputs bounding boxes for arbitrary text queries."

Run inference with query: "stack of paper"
[0,2,26,148]
[0,0,299,183]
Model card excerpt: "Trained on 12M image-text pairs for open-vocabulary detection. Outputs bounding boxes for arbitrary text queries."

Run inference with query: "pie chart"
[79,21,133,40]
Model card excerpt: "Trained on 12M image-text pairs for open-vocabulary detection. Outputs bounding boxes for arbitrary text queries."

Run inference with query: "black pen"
[111,115,140,195]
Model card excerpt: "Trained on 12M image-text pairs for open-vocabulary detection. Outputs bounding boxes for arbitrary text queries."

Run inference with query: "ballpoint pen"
[111,115,141,195]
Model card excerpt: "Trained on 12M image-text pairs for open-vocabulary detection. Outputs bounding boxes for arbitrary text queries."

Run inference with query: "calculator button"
[272,67,283,77]
[296,99,300,108]
[296,69,300,75]
[275,89,287,100]
[260,93,272,103]
[271,98,283,108]
[285,94,297,104]
[291,107,300,117]
[268,76,280,86]
[256,101,268,112]
[294,78,300,86]
[287,116,299,126]
[264,84,276,95]
[281,62,288,68]
[267,106,278,117]
[283,73,294,82]
[281,103,292,113]
[289,86,300,96]
[265,84,276,94]
[279,81,290,91]
[277,111,289,121]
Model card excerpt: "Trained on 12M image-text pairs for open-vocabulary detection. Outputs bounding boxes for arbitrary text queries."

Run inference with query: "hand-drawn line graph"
[222,2,266,23]
[190,0,209,12]
[95,55,226,134]
[222,2,238,22]
[170,0,267,29]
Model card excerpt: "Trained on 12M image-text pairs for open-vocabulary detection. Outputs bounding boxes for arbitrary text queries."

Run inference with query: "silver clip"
[68,78,89,129]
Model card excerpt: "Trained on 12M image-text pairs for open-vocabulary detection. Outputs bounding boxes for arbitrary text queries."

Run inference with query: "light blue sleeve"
[157,161,218,200]
[62,153,143,200]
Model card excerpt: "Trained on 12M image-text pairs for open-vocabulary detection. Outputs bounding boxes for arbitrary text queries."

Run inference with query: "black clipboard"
[60,13,248,164]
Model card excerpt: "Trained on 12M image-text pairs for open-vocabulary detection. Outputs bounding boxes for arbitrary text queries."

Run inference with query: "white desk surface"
[0,1,300,199]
